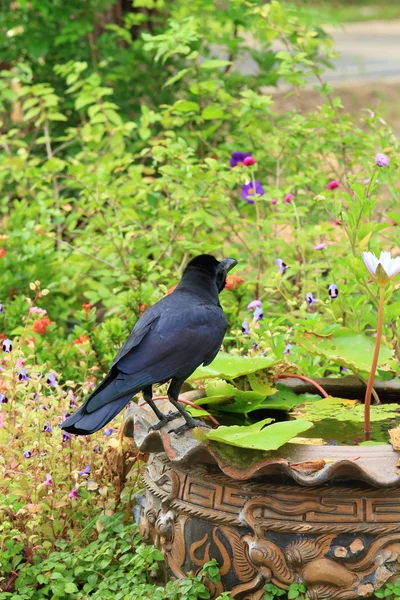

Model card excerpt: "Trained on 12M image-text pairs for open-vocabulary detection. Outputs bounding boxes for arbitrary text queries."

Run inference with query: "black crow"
[62,255,237,436]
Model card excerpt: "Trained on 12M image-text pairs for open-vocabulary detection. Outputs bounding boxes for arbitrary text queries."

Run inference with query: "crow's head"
[184,255,237,292]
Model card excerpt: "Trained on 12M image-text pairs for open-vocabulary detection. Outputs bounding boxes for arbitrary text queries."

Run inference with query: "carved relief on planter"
[137,453,400,599]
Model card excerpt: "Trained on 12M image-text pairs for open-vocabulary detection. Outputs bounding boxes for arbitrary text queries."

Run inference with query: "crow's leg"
[143,386,180,430]
[167,378,210,435]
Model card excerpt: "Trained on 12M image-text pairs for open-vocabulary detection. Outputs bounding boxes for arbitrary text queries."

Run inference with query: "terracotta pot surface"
[124,400,400,488]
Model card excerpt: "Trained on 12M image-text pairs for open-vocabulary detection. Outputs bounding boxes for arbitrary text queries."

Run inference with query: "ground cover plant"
[1,0,400,597]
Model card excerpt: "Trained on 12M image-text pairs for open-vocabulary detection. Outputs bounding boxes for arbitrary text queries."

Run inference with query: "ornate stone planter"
[125,379,400,599]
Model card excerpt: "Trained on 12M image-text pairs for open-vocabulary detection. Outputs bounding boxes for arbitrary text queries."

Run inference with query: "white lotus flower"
[362,250,400,284]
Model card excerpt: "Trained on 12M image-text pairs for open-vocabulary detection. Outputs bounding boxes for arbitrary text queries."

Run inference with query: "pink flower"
[284,194,295,203]
[271,198,277,205]
[29,306,47,315]
[42,474,54,487]
[327,180,339,190]
[68,487,79,499]
[16,358,24,368]
[314,243,327,251]
[375,153,390,167]
[243,156,256,166]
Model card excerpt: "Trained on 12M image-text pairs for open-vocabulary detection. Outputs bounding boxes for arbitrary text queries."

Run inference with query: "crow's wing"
[85,303,227,414]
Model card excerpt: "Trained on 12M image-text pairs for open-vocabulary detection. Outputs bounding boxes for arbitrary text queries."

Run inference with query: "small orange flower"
[167,284,177,295]
[82,302,92,319]
[139,304,147,312]
[32,316,53,334]
[225,275,245,291]
[0,249,6,259]
[72,334,89,345]
[0,333,7,340]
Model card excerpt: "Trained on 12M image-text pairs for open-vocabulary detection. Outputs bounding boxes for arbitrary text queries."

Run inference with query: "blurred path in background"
[235,20,400,85]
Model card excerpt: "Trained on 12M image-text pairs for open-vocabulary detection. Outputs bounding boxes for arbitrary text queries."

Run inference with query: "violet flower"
[241,181,264,204]
[62,431,72,443]
[314,243,327,251]
[46,372,57,386]
[230,152,251,167]
[0,394,8,404]
[24,450,32,459]
[93,444,101,454]
[2,339,12,352]
[275,258,289,274]
[305,292,317,306]
[284,344,292,355]
[253,306,263,321]
[68,487,79,499]
[104,428,114,437]
[42,474,54,487]
[375,153,390,167]
[43,421,53,433]
[241,320,250,335]
[18,367,29,381]
[29,306,47,315]
[78,465,91,475]
[0,304,3,313]
[252,342,258,350]
[328,283,339,299]
[247,300,262,310]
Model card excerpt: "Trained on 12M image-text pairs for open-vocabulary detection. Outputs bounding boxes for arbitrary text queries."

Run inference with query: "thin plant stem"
[364,285,385,440]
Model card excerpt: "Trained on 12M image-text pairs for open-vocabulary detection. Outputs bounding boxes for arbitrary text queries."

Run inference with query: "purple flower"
[2,339,12,352]
[69,394,77,408]
[241,181,264,204]
[305,292,317,306]
[68,487,79,499]
[62,431,72,443]
[340,366,349,373]
[364,178,380,185]
[241,320,250,334]
[253,306,263,321]
[284,344,292,355]
[43,421,53,433]
[230,152,251,168]
[18,367,29,381]
[247,300,262,309]
[0,304,3,313]
[284,194,295,203]
[78,465,91,475]
[46,372,57,386]
[328,283,339,299]
[42,474,54,487]
[275,258,289,274]
[375,153,390,167]
[104,428,114,437]
[314,243,327,251]
[327,180,339,190]
[93,444,101,454]
[252,342,258,350]
[0,394,8,404]
[24,450,32,459]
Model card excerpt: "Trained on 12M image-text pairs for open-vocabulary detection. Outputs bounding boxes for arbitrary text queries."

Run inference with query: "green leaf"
[204,418,313,451]
[163,68,193,87]
[294,329,393,372]
[190,352,276,380]
[296,396,400,423]
[173,101,200,113]
[186,406,212,418]
[201,104,225,120]
[199,59,232,69]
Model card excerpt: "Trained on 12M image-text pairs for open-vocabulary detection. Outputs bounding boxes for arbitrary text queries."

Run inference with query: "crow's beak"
[218,257,238,275]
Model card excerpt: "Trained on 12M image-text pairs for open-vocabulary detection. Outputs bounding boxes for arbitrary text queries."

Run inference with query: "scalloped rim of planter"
[124,401,400,488]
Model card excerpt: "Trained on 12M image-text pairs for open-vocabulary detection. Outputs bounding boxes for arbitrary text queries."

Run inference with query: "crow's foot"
[149,411,181,431]
[169,419,211,436]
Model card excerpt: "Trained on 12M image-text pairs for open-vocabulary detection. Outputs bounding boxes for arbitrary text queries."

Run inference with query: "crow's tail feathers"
[62,371,137,435]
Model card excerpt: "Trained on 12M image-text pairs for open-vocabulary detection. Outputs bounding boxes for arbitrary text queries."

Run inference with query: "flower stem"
[364,285,385,440]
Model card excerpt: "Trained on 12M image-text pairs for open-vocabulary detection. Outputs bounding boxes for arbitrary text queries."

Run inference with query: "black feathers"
[62,254,237,435]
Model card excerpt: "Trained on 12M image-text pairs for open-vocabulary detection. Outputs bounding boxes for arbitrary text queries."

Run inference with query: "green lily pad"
[202,418,313,451]
[294,329,393,372]
[262,385,322,410]
[294,396,400,423]
[189,352,276,381]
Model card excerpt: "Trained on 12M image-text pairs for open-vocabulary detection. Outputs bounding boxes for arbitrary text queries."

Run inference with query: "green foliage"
[375,582,400,599]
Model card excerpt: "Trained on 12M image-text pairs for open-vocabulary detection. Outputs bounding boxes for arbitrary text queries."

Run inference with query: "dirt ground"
[272,82,400,135]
